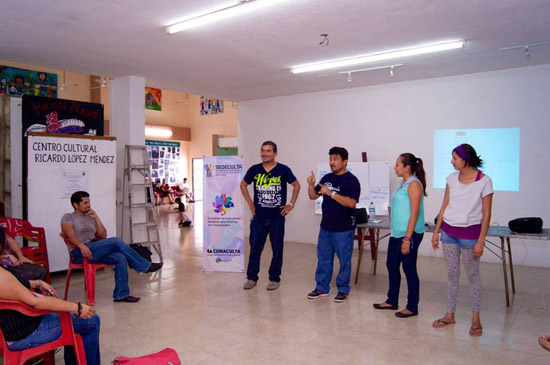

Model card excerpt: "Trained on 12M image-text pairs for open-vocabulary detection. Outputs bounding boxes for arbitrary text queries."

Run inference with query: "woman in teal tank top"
[374,153,427,317]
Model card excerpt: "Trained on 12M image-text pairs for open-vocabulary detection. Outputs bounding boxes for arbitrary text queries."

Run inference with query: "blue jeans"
[71,237,151,300]
[315,228,354,294]
[9,313,101,365]
[385,232,423,313]
[247,216,285,282]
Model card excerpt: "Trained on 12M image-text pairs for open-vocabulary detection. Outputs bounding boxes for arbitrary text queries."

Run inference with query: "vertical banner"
[203,156,244,272]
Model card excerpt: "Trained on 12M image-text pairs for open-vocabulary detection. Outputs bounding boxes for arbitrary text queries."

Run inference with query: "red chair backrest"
[0,218,48,252]
[0,299,87,364]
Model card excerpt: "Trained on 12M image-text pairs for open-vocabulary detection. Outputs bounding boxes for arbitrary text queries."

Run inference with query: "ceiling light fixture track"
[291,40,465,74]
[166,0,277,34]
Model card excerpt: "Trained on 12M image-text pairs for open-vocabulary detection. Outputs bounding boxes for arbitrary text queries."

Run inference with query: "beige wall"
[0,59,92,102]
[188,94,238,159]
[1,59,239,187]
[145,89,190,128]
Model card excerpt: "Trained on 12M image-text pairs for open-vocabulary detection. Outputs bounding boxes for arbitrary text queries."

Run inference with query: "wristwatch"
[331,191,336,199]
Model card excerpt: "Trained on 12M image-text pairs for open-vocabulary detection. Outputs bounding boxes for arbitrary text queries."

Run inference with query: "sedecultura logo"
[204,164,215,177]
[212,193,234,215]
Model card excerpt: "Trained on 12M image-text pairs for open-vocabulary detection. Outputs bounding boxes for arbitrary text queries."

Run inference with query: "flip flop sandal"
[432,318,456,328]
[469,326,483,337]
[539,336,550,351]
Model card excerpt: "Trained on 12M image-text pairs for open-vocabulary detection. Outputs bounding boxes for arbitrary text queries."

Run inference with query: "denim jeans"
[9,313,101,365]
[71,237,151,300]
[314,228,354,294]
[440,230,478,248]
[247,216,285,282]
[385,232,423,313]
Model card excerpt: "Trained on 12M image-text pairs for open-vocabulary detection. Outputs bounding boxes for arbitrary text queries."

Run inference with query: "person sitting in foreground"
[0,227,101,365]
[1,231,47,281]
[61,191,162,303]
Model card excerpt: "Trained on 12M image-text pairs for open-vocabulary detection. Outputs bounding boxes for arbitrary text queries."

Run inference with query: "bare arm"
[240,179,255,216]
[87,210,107,239]
[307,170,320,200]
[473,193,493,257]
[318,183,357,209]
[432,184,450,250]
[402,181,422,255]
[281,180,301,215]
[61,222,92,259]
[6,235,33,264]
[0,267,95,318]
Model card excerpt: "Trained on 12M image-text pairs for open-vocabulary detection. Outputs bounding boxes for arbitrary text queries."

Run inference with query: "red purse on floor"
[112,348,181,365]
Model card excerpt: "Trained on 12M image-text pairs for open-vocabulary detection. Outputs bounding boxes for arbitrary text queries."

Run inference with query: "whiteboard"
[315,162,390,215]
[27,133,117,272]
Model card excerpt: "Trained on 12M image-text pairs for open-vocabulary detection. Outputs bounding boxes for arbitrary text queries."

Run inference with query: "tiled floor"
[52,203,550,364]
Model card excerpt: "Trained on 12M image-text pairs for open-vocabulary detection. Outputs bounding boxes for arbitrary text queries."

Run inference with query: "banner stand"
[203,156,244,272]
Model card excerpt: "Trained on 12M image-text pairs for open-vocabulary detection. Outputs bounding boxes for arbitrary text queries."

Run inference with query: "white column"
[110,76,145,238]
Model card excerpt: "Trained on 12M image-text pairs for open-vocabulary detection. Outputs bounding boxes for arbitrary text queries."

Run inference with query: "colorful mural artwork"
[200,96,224,115]
[22,95,104,136]
[0,65,58,98]
[145,86,162,111]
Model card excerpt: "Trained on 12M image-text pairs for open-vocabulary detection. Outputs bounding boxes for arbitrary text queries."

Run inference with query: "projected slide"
[433,128,520,191]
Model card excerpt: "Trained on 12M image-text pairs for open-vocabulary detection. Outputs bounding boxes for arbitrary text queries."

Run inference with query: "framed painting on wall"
[145,86,162,111]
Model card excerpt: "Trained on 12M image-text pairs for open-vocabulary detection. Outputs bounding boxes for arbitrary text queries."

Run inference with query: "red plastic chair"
[0,218,51,283]
[61,234,106,306]
[0,299,87,365]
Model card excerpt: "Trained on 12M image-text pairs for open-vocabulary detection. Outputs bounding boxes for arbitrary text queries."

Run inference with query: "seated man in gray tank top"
[61,191,162,303]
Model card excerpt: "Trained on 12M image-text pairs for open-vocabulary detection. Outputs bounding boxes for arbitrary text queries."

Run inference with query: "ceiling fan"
[175,93,191,104]
[58,70,79,91]
[91,77,109,90]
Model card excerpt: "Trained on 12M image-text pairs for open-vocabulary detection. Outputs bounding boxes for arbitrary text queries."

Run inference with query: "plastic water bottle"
[368,202,376,222]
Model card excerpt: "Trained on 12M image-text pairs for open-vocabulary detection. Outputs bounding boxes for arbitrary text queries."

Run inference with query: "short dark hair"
[70,191,90,208]
[261,141,277,153]
[329,146,348,161]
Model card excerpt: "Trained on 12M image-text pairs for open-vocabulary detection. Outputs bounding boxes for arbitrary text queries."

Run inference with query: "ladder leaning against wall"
[121,145,163,262]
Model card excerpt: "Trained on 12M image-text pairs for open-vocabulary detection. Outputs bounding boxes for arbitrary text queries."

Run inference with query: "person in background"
[307,146,360,303]
[159,178,175,204]
[175,197,193,227]
[374,153,427,318]
[178,178,195,203]
[1,231,47,281]
[0,227,101,365]
[431,144,493,337]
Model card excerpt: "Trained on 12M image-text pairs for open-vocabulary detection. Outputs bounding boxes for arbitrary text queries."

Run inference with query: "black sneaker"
[307,289,328,299]
[146,262,163,273]
[334,292,349,302]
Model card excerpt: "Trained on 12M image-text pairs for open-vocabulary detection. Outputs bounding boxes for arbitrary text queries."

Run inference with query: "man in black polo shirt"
[241,141,301,290]
[307,147,361,302]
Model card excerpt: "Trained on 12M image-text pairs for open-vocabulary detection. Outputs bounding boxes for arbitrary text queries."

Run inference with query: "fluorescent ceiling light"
[166,0,278,34]
[145,127,173,138]
[291,40,466,74]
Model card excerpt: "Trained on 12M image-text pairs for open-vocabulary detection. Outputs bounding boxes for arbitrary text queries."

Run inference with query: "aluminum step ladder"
[121,145,162,262]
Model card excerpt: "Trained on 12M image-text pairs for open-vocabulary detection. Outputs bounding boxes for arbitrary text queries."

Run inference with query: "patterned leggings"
[442,243,482,313]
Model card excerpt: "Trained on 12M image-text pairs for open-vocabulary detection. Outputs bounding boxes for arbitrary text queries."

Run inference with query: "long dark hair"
[0,226,6,255]
[400,153,427,196]
[453,143,483,169]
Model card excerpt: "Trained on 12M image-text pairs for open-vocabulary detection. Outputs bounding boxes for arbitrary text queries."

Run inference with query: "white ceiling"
[1,0,549,101]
